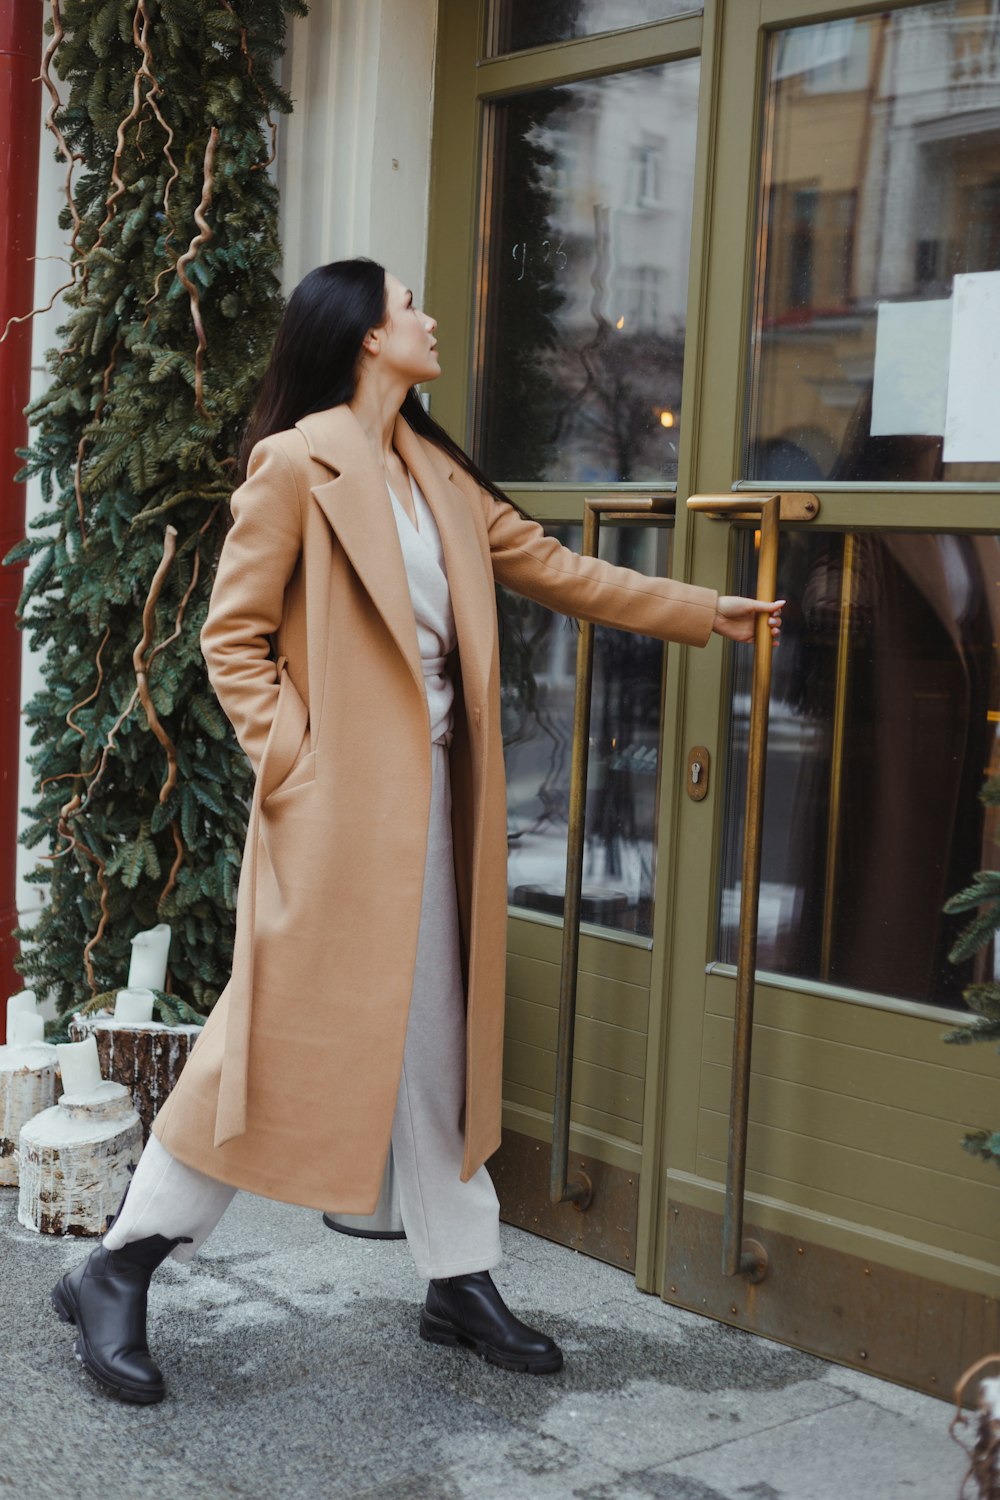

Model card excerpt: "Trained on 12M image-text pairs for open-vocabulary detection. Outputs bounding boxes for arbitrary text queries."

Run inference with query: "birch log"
[68,1013,201,1141]
[18,1081,141,1236]
[0,1044,61,1186]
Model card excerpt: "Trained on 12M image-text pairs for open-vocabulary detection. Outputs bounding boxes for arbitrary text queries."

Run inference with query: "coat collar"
[294,403,492,717]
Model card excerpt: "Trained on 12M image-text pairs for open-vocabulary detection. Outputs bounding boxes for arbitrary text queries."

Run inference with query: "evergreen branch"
[41,0,84,255]
[130,485,229,524]
[174,126,219,418]
[54,796,112,995]
[134,0,181,263]
[73,430,88,546]
[133,525,181,802]
[93,2,149,258]
[218,0,277,169]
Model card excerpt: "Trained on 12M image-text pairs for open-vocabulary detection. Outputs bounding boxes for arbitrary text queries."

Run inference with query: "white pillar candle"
[127,923,172,990]
[114,987,155,1024]
[6,989,37,1035]
[55,1036,103,1098]
[9,1011,45,1047]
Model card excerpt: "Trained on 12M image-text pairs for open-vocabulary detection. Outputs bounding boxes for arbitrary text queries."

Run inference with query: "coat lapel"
[294,404,494,714]
[296,406,425,706]
[392,414,494,712]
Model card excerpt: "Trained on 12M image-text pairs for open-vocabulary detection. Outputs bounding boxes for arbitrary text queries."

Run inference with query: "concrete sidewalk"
[2,1190,966,1500]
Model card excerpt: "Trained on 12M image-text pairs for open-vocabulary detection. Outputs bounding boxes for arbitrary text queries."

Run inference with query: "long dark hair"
[237,257,529,518]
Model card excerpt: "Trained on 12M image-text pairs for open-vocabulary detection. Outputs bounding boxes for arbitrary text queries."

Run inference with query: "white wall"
[15,0,439,995]
[278,0,437,297]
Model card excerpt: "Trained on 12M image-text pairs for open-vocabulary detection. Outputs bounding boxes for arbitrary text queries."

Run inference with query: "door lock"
[687,746,710,801]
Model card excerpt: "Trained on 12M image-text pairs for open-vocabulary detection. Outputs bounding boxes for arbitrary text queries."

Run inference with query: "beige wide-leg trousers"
[104,739,502,1281]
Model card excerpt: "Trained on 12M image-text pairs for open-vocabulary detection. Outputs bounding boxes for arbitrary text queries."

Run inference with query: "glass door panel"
[717,528,1000,1005]
[748,3,1000,485]
[476,55,701,484]
[500,523,673,937]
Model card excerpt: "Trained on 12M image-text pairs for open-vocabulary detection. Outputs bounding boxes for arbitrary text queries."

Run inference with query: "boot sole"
[419,1307,563,1374]
[51,1277,165,1406]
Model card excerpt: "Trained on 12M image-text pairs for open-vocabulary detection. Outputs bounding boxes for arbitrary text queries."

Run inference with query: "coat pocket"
[258,657,312,806]
[264,747,317,805]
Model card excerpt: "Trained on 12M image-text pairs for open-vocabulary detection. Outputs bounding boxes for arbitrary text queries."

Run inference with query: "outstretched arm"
[475,484,787,647]
[476,485,719,647]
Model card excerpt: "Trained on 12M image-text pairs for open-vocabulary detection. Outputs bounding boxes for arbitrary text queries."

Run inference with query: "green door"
[428,0,999,1392]
[427,1,711,1270]
[651,0,1000,1395]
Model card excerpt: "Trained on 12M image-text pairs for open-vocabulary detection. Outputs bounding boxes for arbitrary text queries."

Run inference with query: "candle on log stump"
[68,1013,202,1142]
[18,1081,141,1236]
[0,1041,60,1186]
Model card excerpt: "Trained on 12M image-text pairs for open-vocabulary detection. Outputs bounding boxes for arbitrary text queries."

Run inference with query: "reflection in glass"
[718,530,1000,1008]
[488,0,701,56]
[748,3,1000,484]
[477,58,700,484]
[500,524,671,937]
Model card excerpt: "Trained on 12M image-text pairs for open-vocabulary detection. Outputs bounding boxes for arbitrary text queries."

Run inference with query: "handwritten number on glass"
[512,238,567,281]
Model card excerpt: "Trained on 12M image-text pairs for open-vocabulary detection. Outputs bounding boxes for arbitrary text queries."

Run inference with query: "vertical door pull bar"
[686,493,820,1279]
[551,496,675,1212]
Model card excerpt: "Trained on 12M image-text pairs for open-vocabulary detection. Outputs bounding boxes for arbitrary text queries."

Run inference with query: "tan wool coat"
[151,403,719,1212]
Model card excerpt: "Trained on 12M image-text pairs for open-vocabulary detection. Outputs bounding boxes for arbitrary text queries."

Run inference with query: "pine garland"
[944,774,1000,1168]
[2,0,306,1025]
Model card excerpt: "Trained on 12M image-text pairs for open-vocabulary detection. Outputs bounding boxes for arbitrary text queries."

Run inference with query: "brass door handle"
[686,492,819,521]
[687,491,820,1280]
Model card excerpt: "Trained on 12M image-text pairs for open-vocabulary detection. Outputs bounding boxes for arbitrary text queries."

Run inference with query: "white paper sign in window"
[944,271,1000,464]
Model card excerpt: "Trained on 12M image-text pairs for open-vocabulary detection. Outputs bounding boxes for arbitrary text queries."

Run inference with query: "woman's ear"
[363,330,380,356]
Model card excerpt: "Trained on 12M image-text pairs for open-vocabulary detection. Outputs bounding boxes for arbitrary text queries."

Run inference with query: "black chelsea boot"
[51,1205,192,1405]
[420,1269,563,1374]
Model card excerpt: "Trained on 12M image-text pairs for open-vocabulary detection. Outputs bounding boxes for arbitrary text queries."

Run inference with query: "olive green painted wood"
[695,1113,1000,1265]
[507,954,651,1031]
[505,1038,644,1124]
[666,1167,999,1295]
[507,996,647,1077]
[503,1079,643,1146]
[509,914,653,984]
[699,1057,999,1186]
[501,1102,643,1173]
[477,15,702,96]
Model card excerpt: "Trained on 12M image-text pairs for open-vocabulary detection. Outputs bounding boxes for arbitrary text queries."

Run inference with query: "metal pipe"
[821,533,856,980]
[686,492,819,1280]
[550,501,598,1208]
[722,495,780,1278]
[0,5,43,1034]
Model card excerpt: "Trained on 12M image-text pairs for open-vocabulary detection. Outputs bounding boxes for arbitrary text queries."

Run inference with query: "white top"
[386,471,457,746]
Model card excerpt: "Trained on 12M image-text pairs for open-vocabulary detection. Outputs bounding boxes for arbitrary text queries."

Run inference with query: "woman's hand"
[712,596,786,645]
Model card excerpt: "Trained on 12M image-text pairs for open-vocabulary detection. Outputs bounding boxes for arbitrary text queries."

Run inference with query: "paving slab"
[0,1187,964,1500]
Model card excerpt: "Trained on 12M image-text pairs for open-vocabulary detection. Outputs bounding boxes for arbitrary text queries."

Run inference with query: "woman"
[51,259,784,1404]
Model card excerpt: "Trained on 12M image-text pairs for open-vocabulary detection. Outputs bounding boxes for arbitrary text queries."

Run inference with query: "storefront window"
[476,56,700,484]
[717,529,1000,1009]
[747,3,1000,484]
[487,1,701,57]
[500,524,671,937]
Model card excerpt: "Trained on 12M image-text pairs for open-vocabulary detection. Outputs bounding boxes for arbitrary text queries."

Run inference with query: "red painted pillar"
[0,4,43,1035]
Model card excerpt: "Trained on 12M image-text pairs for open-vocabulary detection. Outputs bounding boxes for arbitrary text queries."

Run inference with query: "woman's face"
[371,272,440,386]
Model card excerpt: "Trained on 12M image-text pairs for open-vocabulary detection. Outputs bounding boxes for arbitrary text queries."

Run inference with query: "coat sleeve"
[200,437,303,777]
[476,485,719,648]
